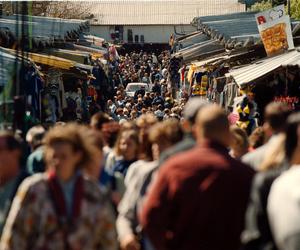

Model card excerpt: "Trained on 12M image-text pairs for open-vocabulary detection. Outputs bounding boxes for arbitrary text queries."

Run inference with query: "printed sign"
[255,5,294,56]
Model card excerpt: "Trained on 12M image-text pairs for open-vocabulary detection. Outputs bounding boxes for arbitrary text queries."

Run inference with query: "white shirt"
[268,165,300,250]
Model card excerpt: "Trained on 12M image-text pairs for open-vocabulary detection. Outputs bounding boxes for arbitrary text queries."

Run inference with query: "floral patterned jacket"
[0,173,118,250]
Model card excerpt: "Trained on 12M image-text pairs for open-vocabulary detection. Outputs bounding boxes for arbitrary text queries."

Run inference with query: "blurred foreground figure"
[141,105,254,250]
[268,113,300,250]
[0,124,117,250]
[0,132,27,235]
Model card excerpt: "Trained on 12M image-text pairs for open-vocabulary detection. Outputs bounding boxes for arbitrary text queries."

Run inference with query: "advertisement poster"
[255,5,294,56]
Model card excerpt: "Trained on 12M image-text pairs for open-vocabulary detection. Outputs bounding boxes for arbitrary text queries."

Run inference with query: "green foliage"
[250,0,300,20]
[290,0,300,20]
[250,0,273,11]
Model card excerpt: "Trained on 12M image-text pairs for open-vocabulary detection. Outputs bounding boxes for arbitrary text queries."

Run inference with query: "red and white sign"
[255,5,294,56]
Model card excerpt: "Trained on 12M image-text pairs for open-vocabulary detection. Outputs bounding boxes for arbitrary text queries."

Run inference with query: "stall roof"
[69,44,107,55]
[175,39,225,62]
[178,32,210,50]
[1,48,93,72]
[190,49,262,68]
[1,15,88,39]
[226,48,300,86]
[196,11,260,42]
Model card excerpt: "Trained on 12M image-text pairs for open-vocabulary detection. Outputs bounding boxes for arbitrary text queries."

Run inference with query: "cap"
[183,97,209,124]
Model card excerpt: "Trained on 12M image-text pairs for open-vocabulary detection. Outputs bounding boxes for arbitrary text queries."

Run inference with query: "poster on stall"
[255,5,294,56]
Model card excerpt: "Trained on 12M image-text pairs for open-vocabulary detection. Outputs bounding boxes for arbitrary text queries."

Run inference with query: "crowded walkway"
[0,47,300,250]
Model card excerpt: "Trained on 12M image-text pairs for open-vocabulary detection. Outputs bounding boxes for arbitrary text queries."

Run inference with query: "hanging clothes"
[24,67,44,121]
[45,69,67,121]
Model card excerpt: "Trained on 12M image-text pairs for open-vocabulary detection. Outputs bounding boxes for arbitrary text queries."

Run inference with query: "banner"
[255,5,294,56]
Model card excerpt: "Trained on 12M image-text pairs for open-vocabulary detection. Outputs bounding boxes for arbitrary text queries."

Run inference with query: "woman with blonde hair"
[117,119,183,250]
[242,130,288,250]
[0,123,117,250]
[229,126,249,159]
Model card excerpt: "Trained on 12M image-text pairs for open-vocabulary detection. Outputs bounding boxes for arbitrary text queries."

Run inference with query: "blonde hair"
[259,133,286,171]
[230,126,249,151]
[44,123,96,169]
[149,119,183,145]
[136,114,157,129]
[114,129,139,157]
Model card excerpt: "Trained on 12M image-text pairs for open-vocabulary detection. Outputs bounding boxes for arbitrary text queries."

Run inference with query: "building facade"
[86,0,246,44]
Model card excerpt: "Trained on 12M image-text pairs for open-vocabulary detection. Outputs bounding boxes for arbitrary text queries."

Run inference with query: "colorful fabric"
[0,173,118,250]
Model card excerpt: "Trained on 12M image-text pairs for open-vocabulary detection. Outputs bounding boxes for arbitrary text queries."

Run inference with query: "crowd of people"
[1,49,300,250]
[104,50,188,124]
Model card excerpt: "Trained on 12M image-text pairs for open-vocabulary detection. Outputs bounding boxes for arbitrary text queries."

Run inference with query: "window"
[134,35,139,43]
[127,29,133,43]
[140,35,144,43]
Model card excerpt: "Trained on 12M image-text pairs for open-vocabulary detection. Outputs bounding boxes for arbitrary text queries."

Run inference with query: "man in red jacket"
[140,105,255,250]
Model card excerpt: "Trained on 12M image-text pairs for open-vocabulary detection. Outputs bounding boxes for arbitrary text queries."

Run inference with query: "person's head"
[0,131,22,184]
[149,119,183,160]
[84,130,103,179]
[264,102,291,139]
[117,108,124,116]
[101,121,120,148]
[117,95,123,101]
[26,125,46,151]
[284,112,300,164]
[229,126,249,159]
[182,97,209,134]
[248,126,265,150]
[44,124,96,181]
[136,114,158,160]
[120,121,137,130]
[115,129,139,161]
[131,110,138,119]
[90,112,111,131]
[138,98,143,104]
[196,105,231,147]
[107,99,113,106]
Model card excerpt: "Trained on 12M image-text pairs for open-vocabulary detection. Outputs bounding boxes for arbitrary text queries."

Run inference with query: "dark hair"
[265,102,291,132]
[90,112,111,130]
[285,112,300,162]
[0,131,22,151]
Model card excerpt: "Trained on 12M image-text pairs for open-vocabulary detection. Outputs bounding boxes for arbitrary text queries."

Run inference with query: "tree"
[290,0,300,20]
[251,0,300,19]
[250,0,273,11]
[45,2,91,19]
[2,1,91,20]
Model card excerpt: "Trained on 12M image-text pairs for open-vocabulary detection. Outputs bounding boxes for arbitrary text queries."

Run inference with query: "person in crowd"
[159,97,208,164]
[140,105,255,250]
[229,126,249,159]
[107,99,117,116]
[267,112,300,250]
[110,130,139,194]
[142,73,150,86]
[0,124,118,250]
[135,114,157,161]
[242,133,287,250]
[152,92,164,106]
[25,125,46,174]
[248,126,265,151]
[83,129,104,181]
[143,93,153,108]
[117,119,183,250]
[242,102,291,170]
[151,80,161,95]
[0,131,29,235]
[242,104,292,250]
[134,86,146,100]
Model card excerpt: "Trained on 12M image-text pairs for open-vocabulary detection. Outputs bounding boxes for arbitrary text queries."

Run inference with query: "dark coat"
[141,140,255,250]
